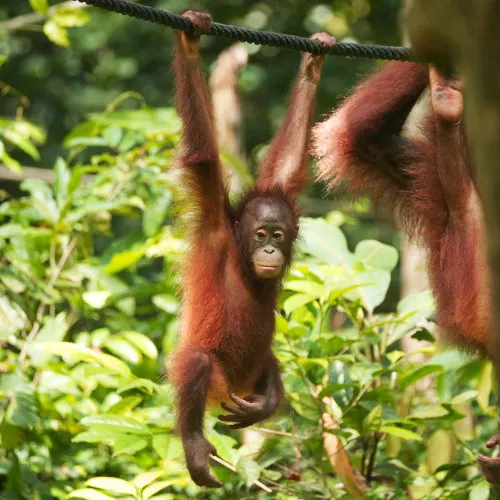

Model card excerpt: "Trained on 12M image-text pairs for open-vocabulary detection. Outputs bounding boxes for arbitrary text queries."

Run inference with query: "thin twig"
[252,426,307,440]
[209,454,272,493]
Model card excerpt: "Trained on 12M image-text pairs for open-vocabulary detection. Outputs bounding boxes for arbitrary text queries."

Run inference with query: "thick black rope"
[74,0,415,62]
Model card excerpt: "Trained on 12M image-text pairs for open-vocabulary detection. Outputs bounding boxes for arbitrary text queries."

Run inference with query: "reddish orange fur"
[312,62,493,357]
[169,11,333,488]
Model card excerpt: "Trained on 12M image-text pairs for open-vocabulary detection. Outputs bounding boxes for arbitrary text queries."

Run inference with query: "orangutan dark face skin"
[239,198,296,280]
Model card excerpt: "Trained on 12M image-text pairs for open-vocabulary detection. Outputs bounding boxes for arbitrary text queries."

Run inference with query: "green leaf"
[29,0,48,13]
[81,415,152,436]
[152,294,179,314]
[21,179,59,223]
[6,387,39,427]
[354,240,399,271]
[143,194,171,237]
[380,426,422,441]
[363,405,382,433]
[284,280,325,298]
[236,457,261,488]
[1,151,22,174]
[142,481,179,500]
[102,249,145,274]
[83,291,111,309]
[29,312,68,367]
[410,406,449,419]
[113,434,149,456]
[86,477,137,496]
[450,390,478,406]
[52,5,90,27]
[68,489,115,500]
[120,331,158,359]
[102,126,123,148]
[344,269,391,313]
[152,434,183,461]
[35,342,133,378]
[400,365,443,390]
[104,337,142,364]
[117,378,157,395]
[206,432,237,463]
[3,128,40,160]
[43,19,70,47]
[106,396,142,415]
[469,481,491,500]
[54,157,70,208]
[283,293,316,315]
[288,392,321,422]
[478,361,493,411]
[299,218,352,268]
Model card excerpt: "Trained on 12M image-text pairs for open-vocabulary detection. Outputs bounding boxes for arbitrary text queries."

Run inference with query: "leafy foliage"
[0,2,498,499]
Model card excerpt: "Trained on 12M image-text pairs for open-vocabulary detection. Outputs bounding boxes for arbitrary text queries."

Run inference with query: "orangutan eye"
[255,230,267,241]
[273,231,284,242]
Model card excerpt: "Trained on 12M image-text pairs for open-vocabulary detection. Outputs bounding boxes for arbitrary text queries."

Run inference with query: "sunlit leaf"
[43,19,70,47]
[236,457,261,488]
[380,425,422,441]
[29,0,48,14]
[68,489,115,500]
[354,240,399,271]
[86,477,137,496]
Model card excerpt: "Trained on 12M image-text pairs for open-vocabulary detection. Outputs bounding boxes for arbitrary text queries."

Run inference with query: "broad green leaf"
[0,296,28,336]
[120,331,158,359]
[118,378,157,395]
[152,434,183,461]
[354,240,399,271]
[469,481,491,500]
[299,218,352,268]
[0,55,7,69]
[206,432,237,463]
[1,151,22,174]
[283,293,316,315]
[288,392,321,422]
[344,269,391,313]
[104,338,142,365]
[152,294,179,314]
[29,312,68,366]
[143,194,171,237]
[68,489,114,500]
[43,20,70,47]
[113,434,149,456]
[102,249,145,274]
[363,404,382,433]
[284,280,325,298]
[380,426,422,441]
[400,365,443,390]
[20,179,59,223]
[81,415,151,436]
[410,406,449,419]
[35,342,132,378]
[142,481,179,500]
[86,477,137,496]
[83,291,111,309]
[427,429,455,474]
[54,157,70,208]
[451,390,478,406]
[5,387,39,427]
[29,0,48,13]
[133,472,163,490]
[478,361,493,411]
[3,128,39,160]
[106,396,142,415]
[236,457,261,488]
[52,5,90,27]
[102,126,123,148]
